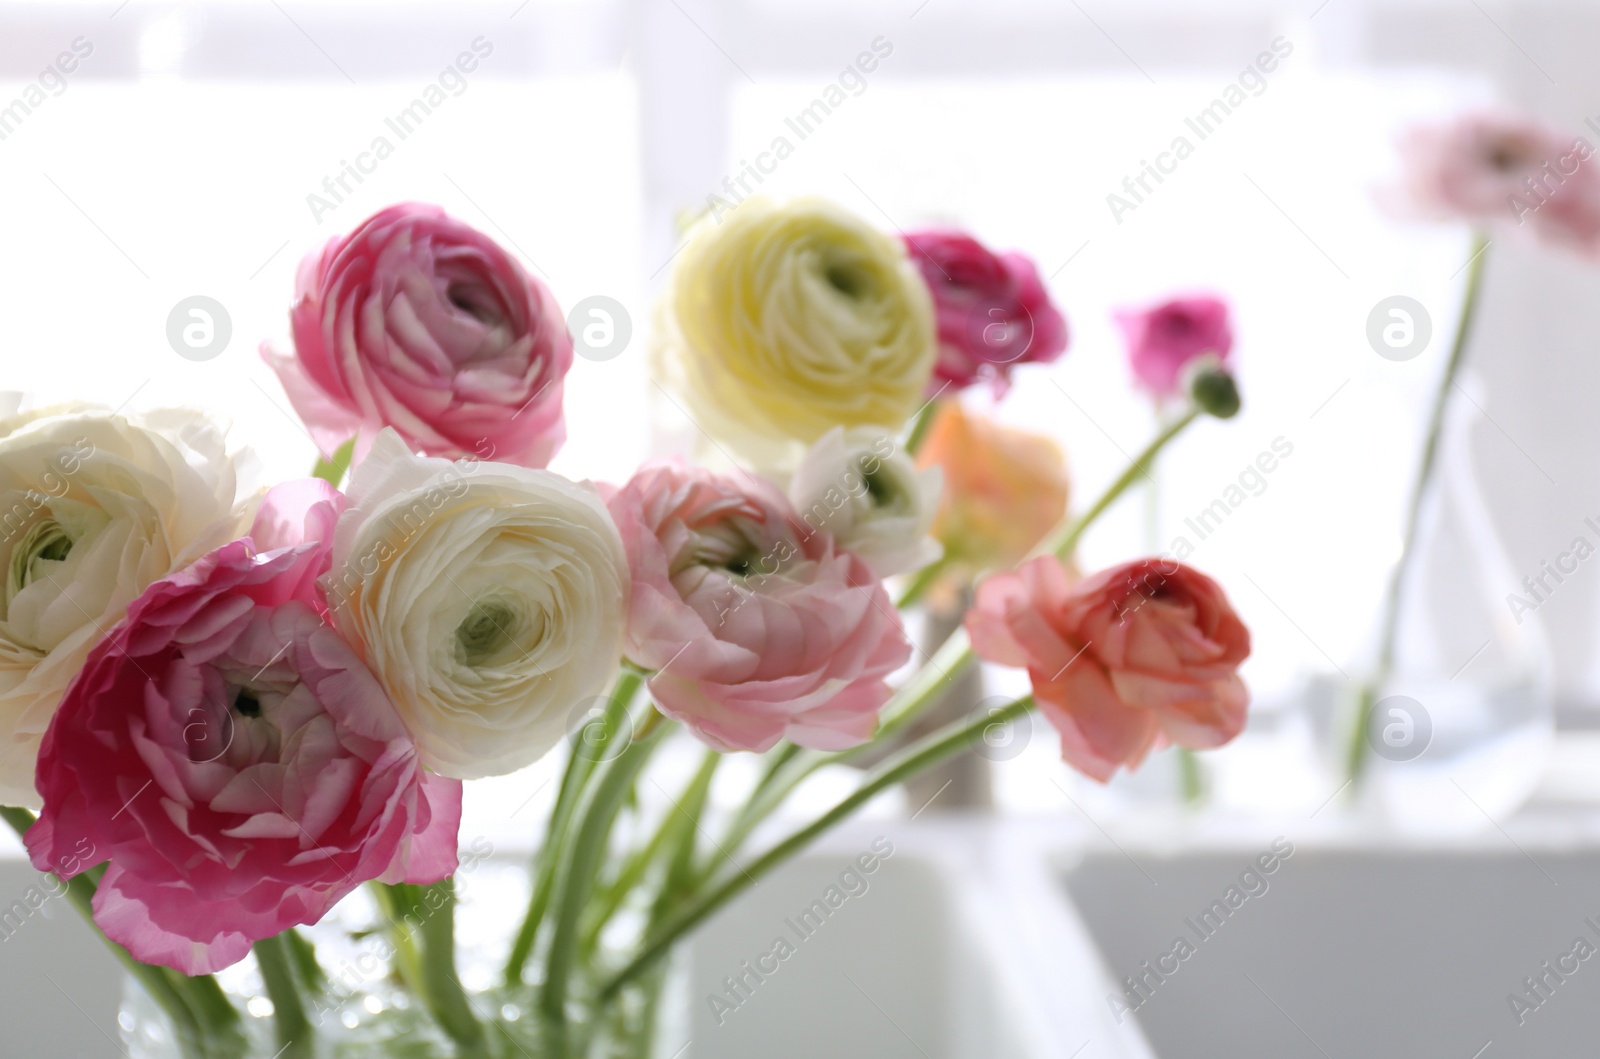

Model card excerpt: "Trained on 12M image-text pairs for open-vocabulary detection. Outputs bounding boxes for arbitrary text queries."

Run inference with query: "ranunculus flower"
[0,404,246,808]
[659,198,936,468]
[1387,112,1600,255]
[915,402,1068,577]
[605,461,911,752]
[25,480,461,974]
[325,430,627,779]
[966,556,1250,782]
[901,228,1068,394]
[786,426,941,578]
[263,202,574,468]
[1114,295,1234,399]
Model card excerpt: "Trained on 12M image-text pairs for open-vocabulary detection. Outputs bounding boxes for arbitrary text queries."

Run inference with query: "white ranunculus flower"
[0,402,246,807]
[786,425,942,579]
[325,430,628,779]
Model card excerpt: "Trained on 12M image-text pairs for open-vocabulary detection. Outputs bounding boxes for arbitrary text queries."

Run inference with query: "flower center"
[823,259,873,301]
[232,688,262,718]
[446,282,503,327]
[6,517,73,606]
[455,599,522,667]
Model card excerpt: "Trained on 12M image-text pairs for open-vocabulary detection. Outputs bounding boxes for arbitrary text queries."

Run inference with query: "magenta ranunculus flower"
[605,461,911,752]
[1387,111,1600,256]
[263,202,574,468]
[25,479,462,974]
[1114,295,1234,399]
[901,229,1068,394]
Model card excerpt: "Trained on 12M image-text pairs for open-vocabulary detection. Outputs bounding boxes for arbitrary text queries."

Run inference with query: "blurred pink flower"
[605,461,911,752]
[1388,112,1600,255]
[901,229,1068,394]
[26,479,460,974]
[263,202,573,468]
[966,556,1250,782]
[1114,295,1233,399]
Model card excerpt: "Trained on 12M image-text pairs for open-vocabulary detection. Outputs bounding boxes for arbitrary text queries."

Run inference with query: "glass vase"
[1342,380,1554,829]
[120,861,674,1059]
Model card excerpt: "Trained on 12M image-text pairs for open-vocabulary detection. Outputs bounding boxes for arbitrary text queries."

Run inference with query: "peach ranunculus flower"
[604,460,912,752]
[914,402,1069,578]
[965,556,1250,782]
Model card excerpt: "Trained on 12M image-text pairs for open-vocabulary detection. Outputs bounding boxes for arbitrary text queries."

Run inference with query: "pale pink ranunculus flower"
[1387,111,1600,255]
[25,479,461,974]
[262,202,574,468]
[605,461,911,752]
[966,556,1250,782]
[1113,295,1234,399]
[901,228,1069,395]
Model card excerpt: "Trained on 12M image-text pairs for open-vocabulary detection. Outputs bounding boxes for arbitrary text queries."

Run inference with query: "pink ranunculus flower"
[262,202,574,468]
[966,556,1250,782]
[1113,295,1233,399]
[901,229,1069,394]
[25,479,461,974]
[1387,111,1600,255]
[605,461,912,752]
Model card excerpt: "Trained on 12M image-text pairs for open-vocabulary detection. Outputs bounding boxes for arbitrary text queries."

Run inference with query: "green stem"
[904,396,941,457]
[416,880,485,1053]
[310,437,356,488]
[598,696,1035,1003]
[504,668,644,987]
[284,928,327,992]
[1048,408,1201,561]
[371,882,426,1000]
[584,746,721,955]
[252,935,312,1054]
[1176,747,1204,805]
[1345,233,1490,787]
[895,555,951,609]
[539,719,671,1027]
[654,749,722,920]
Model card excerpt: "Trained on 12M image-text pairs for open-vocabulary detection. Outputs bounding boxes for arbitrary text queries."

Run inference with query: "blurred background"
[3,1,1600,1054]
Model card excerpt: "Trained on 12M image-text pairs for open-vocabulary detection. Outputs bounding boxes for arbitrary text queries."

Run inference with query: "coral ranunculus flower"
[26,480,462,974]
[915,402,1069,577]
[966,556,1251,782]
[605,461,911,752]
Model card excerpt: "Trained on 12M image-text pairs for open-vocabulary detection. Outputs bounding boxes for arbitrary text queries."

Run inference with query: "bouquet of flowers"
[0,197,1250,1058]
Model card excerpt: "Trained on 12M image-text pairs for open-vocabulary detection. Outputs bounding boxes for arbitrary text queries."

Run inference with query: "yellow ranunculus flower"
[659,198,936,468]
